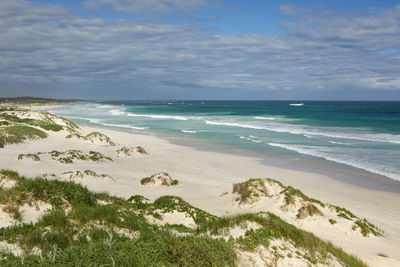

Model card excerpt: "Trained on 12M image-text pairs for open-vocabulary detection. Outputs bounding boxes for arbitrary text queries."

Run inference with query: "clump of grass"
[0,125,47,145]
[116,146,148,156]
[140,173,179,186]
[296,204,323,219]
[335,206,356,219]
[44,150,112,164]
[2,204,22,221]
[338,212,352,220]
[353,219,383,237]
[377,253,388,257]
[17,154,40,161]
[66,132,114,146]
[281,186,325,208]
[232,178,265,204]
[329,219,337,225]
[135,146,147,154]
[127,195,149,204]
[32,121,63,132]
[140,177,151,185]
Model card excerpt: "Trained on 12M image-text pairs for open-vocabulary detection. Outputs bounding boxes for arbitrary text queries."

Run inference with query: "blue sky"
[1,0,400,100]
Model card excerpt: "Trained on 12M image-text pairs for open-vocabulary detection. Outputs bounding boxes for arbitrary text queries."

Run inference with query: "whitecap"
[181,130,197,134]
[254,116,276,120]
[109,109,126,116]
[127,113,190,121]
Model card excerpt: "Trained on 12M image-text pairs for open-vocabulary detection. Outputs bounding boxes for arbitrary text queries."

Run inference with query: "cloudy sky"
[1,0,400,100]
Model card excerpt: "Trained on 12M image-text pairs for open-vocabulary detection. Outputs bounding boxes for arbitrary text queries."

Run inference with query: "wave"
[109,109,126,116]
[328,141,350,145]
[307,132,400,144]
[53,115,147,130]
[239,135,263,143]
[289,103,304,106]
[205,120,267,130]
[254,116,276,120]
[181,130,197,134]
[205,120,400,144]
[96,104,115,109]
[268,143,399,181]
[126,113,190,121]
[95,122,147,130]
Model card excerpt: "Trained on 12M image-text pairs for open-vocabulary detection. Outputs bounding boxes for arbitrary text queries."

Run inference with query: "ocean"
[48,101,400,182]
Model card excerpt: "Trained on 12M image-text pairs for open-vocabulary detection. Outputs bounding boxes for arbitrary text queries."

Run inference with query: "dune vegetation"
[0,170,368,266]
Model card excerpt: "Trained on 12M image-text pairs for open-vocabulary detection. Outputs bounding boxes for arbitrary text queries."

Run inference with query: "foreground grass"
[0,170,367,266]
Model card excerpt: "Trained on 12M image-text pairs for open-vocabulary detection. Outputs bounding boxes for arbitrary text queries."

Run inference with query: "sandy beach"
[0,108,399,266]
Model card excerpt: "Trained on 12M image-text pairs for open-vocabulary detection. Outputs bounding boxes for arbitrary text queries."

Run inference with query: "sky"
[0,0,400,100]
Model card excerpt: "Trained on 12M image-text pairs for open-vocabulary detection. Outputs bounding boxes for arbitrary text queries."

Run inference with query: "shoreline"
[68,119,400,194]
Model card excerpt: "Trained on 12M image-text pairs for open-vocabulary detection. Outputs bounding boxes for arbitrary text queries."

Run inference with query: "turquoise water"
[48,101,400,181]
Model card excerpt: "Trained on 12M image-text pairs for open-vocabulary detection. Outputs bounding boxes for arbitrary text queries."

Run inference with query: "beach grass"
[0,170,368,267]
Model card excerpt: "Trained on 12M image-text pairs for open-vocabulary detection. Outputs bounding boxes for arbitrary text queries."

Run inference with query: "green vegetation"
[0,170,234,266]
[140,177,151,185]
[0,171,366,267]
[140,173,179,186]
[0,125,48,145]
[66,132,114,145]
[135,146,147,154]
[280,185,325,208]
[0,170,369,266]
[32,121,64,132]
[116,146,148,156]
[329,219,337,225]
[0,106,80,148]
[232,178,325,208]
[232,178,265,204]
[196,213,367,267]
[17,154,40,161]
[42,150,113,164]
[231,178,383,237]
[353,219,383,237]
[296,204,323,219]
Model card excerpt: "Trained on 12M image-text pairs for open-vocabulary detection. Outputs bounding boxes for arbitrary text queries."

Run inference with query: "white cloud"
[82,0,214,16]
[0,1,399,99]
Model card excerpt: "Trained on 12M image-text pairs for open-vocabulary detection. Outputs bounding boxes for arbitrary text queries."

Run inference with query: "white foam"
[238,135,263,143]
[205,119,400,144]
[127,113,190,121]
[205,120,266,130]
[289,103,304,106]
[328,140,350,145]
[306,132,400,144]
[95,122,147,130]
[96,104,114,109]
[254,116,276,120]
[268,143,400,181]
[109,109,126,116]
[181,130,197,134]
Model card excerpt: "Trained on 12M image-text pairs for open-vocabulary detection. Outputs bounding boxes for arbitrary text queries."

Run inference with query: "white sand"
[0,123,399,266]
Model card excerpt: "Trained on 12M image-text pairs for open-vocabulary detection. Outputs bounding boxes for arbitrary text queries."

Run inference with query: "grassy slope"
[0,170,367,267]
[0,106,80,148]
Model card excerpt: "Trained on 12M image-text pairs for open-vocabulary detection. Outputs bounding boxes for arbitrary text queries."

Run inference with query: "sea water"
[48,101,400,182]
